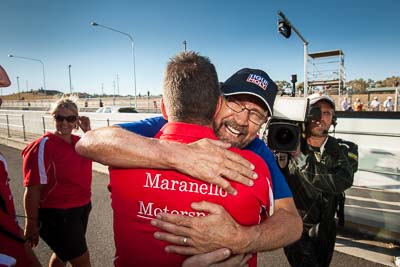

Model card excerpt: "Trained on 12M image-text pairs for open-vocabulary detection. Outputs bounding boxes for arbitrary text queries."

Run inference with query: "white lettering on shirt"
[138,201,207,219]
[143,172,227,197]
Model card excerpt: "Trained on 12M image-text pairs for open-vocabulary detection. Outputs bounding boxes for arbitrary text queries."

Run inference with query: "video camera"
[264,97,322,153]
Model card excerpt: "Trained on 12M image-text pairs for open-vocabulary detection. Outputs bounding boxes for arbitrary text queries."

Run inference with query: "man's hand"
[152,199,302,255]
[182,249,251,267]
[178,139,257,195]
[152,201,248,254]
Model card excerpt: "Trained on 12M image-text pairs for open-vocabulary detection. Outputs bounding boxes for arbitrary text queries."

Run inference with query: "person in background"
[353,97,363,111]
[341,96,350,111]
[370,96,380,111]
[22,97,92,267]
[282,93,358,267]
[0,65,41,267]
[383,96,393,111]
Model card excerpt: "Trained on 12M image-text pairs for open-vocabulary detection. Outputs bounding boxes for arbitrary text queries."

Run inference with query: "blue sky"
[1,0,399,96]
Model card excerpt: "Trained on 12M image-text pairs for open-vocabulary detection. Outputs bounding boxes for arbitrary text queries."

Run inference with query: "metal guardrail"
[1,111,399,179]
[358,167,400,176]
[0,113,27,140]
[40,115,122,134]
[0,113,134,141]
[334,130,400,138]
[1,96,162,112]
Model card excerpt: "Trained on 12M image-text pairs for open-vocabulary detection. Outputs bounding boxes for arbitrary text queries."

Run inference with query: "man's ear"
[213,96,223,120]
[161,98,168,120]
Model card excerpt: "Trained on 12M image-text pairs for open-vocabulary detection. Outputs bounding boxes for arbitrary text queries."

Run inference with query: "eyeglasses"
[54,115,78,123]
[224,97,267,125]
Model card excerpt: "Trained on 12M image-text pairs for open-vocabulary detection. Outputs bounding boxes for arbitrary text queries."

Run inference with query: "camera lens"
[276,127,295,145]
[267,121,300,152]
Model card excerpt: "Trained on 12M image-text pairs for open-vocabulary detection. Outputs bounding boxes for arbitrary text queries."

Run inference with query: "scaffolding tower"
[308,49,345,106]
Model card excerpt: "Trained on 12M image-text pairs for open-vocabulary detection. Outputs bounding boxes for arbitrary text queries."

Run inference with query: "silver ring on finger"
[182,237,188,245]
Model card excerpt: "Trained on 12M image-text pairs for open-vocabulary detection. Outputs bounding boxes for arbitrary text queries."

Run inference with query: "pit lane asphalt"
[2,144,394,266]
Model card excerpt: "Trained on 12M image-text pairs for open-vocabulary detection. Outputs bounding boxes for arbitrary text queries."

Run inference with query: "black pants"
[284,223,336,267]
[39,202,92,262]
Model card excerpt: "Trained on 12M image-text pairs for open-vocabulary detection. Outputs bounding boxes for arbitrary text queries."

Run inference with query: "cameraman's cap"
[308,93,335,109]
[221,68,278,115]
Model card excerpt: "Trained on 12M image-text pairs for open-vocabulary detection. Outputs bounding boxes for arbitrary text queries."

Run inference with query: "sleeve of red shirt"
[250,151,274,216]
[0,156,8,184]
[22,137,52,187]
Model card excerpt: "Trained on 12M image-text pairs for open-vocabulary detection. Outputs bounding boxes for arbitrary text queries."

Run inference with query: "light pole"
[91,21,137,108]
[116,74,120,96]
[183,40,187,51]
[113,80,116,106]
[68,64,72,94]
[8,54,47,94]
[16,76,21,100]
[277,11,309,96]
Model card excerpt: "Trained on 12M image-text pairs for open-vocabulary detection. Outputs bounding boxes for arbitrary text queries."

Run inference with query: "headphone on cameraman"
[332,112,337,127]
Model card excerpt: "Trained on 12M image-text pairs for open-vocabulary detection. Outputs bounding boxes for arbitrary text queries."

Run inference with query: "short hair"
[163,51,220,125]
[50,96,79,116]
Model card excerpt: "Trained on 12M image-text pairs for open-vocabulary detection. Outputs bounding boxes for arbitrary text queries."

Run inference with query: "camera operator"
[281,93,357,267]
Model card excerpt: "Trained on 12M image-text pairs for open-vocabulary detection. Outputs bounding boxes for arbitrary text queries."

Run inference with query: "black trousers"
[284,222,336,267]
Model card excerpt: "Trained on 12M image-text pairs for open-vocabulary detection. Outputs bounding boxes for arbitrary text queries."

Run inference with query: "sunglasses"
[54,115,78,123]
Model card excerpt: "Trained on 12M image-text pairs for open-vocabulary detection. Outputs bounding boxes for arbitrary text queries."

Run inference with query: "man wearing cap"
[77,67,302,265]
[370,96,380,111]
[383,96,393,111]
[282,93,356,267]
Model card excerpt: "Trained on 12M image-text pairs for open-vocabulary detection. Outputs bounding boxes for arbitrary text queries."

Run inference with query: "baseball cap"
[308,93,335,109]
[220,68,278,115]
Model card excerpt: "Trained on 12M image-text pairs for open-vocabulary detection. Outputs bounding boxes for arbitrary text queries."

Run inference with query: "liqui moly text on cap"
[246,74,268,90]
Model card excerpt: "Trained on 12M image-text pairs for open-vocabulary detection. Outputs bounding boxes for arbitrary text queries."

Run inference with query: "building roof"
[366,87,398,93]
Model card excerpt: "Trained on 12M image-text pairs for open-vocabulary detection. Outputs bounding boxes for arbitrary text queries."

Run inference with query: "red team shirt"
[0,154,14,217]
[22,132,92,209]
[109,122,274,267]
[0,154,30,266]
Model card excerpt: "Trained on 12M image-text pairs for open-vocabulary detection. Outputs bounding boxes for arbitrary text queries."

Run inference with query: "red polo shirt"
[109,122,273,267]
[0,154,14,217]
[22,132,92,209]
[0,154,31,266]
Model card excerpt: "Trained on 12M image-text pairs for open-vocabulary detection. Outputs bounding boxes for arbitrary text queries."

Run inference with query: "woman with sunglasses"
[22,97,92,267]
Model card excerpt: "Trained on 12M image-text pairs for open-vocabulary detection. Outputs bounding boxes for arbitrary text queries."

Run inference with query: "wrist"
[233,225,259,254]
[163,142,191,173]
[158,140,185,170]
